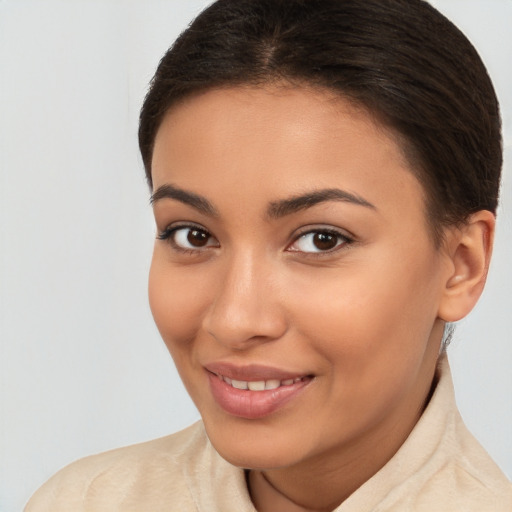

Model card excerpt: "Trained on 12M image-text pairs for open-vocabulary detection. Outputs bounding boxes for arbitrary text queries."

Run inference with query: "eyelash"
[156,223,218,255]
[156,223,354,256]
[288,227,354,255]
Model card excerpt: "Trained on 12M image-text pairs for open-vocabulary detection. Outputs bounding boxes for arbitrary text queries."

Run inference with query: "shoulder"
[417,413,512,511]
[398,365,512,512]
[408,358,512,511]
[409,449,512,512]
[25,422,209,512]
[343,355,512,512]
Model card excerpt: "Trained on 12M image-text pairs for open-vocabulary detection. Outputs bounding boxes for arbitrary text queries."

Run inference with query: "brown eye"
[312,232,338,251]
[288,229,350,254]
[187,229,210,247]
[164,226,219,251]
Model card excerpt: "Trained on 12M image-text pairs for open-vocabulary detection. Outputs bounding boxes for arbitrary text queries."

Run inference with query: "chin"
[202,416,306,470]
[214,442,298,471]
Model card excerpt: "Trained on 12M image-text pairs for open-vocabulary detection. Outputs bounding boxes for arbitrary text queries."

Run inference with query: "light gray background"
[1,1,510,511]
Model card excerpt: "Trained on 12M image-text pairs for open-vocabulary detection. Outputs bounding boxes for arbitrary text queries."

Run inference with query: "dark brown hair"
[139,0,501,243]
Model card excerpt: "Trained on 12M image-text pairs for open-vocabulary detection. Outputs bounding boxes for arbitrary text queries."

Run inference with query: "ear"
[437,210,495,322]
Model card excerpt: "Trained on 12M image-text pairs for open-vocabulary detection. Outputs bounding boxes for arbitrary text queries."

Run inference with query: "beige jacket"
[26,356,512,511]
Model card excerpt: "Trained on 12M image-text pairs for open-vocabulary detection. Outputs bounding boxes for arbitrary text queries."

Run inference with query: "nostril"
[202,306,287,349]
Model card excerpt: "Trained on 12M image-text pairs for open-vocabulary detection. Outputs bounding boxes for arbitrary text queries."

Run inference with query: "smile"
[216,374,306,391]
[206,367,313,419]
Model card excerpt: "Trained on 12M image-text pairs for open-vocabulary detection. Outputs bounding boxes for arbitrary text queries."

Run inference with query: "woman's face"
[149,86,451,470]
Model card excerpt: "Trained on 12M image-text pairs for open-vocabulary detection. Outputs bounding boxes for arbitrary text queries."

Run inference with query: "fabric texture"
[25,356,512,512]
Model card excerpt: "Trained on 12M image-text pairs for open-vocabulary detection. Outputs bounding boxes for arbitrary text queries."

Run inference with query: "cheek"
[284,253,442,427]
[288,246,442,364]
[148,251,210,353]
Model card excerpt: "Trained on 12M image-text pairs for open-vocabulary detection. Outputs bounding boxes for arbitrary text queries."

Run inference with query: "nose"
[202,251,287,349]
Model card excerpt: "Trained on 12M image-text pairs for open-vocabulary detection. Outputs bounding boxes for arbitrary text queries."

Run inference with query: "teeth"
[248,381,266,391]
[231,379,248,390]
[265,379,281,390]
[219,374,305,391]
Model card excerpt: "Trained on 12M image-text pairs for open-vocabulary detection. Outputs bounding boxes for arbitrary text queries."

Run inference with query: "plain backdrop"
[1,1,511,511]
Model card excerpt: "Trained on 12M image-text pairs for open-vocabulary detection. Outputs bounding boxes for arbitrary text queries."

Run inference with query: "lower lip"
[207,373,311,419]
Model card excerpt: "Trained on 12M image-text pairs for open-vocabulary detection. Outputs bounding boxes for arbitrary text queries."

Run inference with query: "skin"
[148,86,494,512]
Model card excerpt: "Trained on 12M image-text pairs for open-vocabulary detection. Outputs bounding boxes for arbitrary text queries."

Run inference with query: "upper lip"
[204,362,309,381]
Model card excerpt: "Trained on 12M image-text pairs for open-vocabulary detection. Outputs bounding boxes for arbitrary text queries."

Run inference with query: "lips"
[205,362,312,419]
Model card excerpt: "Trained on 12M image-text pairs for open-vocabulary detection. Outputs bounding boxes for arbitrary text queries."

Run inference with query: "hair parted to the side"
[139,0,502,244]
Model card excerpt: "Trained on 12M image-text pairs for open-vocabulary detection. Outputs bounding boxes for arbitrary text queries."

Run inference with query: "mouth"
[205,364,313,419]
[215,373,307,391]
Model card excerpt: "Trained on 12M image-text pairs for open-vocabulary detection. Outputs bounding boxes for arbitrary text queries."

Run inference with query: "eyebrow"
[267,188,376,219]
[150,184,375,219]
[150,184,219,217]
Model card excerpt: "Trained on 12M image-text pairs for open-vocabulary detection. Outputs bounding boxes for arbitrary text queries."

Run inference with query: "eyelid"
[156,222,354,256]
[157,222,219,252]
[286,225,354,254]
[156,221,205,240]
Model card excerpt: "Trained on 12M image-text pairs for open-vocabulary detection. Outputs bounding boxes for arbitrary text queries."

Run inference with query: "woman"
[26,0,512,510]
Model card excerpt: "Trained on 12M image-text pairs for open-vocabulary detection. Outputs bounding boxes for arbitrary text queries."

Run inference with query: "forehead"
[151,85,425,219]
